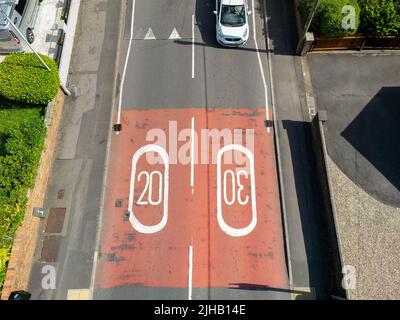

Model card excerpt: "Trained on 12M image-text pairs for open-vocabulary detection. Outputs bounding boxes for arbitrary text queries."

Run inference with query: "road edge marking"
[252,0,270,133]
[116,0,136,129]
[192,14,195,79]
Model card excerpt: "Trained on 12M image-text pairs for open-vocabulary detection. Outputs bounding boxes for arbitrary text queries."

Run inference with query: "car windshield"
[221,5,246,27]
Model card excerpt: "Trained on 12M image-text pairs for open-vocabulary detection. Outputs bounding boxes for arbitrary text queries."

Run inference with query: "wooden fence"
[312,34,400,51]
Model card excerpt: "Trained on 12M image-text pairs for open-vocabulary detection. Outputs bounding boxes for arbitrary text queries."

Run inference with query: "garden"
[0,53,60,293]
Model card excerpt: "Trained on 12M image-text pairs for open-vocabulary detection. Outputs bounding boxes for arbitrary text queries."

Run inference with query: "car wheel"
[26,28,35,44]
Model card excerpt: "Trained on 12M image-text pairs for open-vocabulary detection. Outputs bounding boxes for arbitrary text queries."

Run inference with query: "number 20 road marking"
[128,145,169,234]
[217,145,257,237]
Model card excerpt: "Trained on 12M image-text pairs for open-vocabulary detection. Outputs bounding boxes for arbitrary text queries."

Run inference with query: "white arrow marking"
[168,27,181,40]
[144,27,156,40]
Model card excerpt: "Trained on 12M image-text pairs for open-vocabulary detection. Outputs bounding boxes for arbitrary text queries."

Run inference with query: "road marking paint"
[192,14,195,79]
[191,117,195,194]
[169,27,181,40]
[144,27,156,40]
[90,250,98,299]
[251,0,270,133]
[292,287,316,300]
[217,145,257,237]
[67,289,90,300]
[188,245,193,300]
[129,145,169,234]
[116,0,136,132]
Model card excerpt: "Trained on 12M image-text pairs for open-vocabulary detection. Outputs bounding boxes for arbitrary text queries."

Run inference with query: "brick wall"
[1,91,64,300]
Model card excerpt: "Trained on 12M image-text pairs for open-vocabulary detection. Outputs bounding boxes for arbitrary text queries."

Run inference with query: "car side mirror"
[213,10,218,15]
[248,10,252,15]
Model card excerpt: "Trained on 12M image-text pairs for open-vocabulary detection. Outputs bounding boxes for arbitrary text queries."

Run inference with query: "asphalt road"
[92,0,290,300]
[27,0,334,301]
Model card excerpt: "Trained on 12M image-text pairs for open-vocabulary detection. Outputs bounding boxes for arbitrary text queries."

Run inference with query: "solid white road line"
[188,245,193,300]
[191,117,195,195]
[192,14,195,79]
[252,0,271,133]
[116,0,136,131]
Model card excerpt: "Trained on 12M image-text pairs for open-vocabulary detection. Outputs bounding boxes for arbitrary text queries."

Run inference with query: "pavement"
[265,0,334,298]
[308,52,400,299]
[28,0,121,299]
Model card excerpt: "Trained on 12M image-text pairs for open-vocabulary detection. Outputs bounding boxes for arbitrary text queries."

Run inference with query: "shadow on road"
[282,120,333,299]
[228,283,316,300]
[264,0,300,56]
[341,87,400,206]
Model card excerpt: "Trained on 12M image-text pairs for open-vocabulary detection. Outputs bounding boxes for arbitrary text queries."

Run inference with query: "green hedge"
[359,0,400,35]
[0,53,60,105]
[299,0,400,36]
[0,107,46,294]
[299,0,361,36]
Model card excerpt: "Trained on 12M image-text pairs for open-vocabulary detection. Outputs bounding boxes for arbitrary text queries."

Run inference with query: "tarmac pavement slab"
[309,54,400,207]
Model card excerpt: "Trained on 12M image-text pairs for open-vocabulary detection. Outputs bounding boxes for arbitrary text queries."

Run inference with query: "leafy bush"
[299,0,361,36]
[0,107,46,293]
[299,0,400,36]
[0,53,60,105]
[359,0,400,35]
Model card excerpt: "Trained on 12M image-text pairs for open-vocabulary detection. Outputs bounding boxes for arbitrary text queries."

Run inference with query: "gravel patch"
[327,155,400,300]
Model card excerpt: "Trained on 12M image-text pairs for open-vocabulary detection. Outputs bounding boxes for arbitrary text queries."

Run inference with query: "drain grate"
[45,208,66,234]
[115,199,123,208]
[57,189,65,200]
[41,236,61,263]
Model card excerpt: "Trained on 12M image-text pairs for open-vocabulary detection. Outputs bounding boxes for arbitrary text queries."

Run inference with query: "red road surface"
[95,108,288,290]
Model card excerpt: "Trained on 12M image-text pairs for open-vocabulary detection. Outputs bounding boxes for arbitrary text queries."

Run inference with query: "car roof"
[222,0,245,6]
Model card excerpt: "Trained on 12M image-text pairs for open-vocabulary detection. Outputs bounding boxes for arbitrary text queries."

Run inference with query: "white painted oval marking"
[129,144,169,234]
[217,144,257,237]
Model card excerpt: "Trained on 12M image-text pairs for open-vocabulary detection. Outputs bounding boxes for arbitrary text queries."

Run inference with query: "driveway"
[309,53,400,207]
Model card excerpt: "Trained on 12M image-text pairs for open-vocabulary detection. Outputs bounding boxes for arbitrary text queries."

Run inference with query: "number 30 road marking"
[128,145,169,234]
[217,145,257,237]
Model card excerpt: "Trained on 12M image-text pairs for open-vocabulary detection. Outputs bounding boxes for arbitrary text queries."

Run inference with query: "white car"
[214,0,251,46]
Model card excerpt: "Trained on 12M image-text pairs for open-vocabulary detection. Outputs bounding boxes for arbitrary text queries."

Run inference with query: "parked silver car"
[0,0,41,53]
[213,0,251,47]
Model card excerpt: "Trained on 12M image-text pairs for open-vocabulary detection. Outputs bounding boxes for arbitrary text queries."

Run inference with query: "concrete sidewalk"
[28,0,121,300]
[309,53,400,299]
[264,0,335,299]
